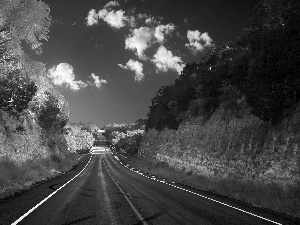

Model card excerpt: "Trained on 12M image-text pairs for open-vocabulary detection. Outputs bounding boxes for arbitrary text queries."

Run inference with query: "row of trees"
[102,120,146,156]
[64,126,95,153]
[146,0,300,131]
[0,1,72,155]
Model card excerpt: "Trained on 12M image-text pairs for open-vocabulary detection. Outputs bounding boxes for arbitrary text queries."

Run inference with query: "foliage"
[64,125,95,153]
[236,0,300,123]
[0,0,52,119]
[145,0,300,130]
[145,85,179,131]
[102,120,146,156]
[0,71,37,118]
[37,92,67,132]
[115,132,144,156]
[0,0,51,57]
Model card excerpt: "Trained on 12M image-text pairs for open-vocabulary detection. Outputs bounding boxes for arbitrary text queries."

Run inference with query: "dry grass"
[0,153,79,199]
[128,155,300,218]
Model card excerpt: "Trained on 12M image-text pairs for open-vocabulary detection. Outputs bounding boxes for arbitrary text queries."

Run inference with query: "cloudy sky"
[32,0,257,128]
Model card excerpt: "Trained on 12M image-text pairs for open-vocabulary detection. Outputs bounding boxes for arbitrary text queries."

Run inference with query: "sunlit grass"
[128,155,300,218]
[0,153,79,199]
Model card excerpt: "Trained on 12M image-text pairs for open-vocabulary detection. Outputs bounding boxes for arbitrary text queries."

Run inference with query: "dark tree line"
[146,0,300,131]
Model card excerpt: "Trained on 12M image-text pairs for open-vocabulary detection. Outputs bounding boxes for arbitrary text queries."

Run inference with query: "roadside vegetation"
[127,156,300,217]
[108,0,300,217]
[0,0,95,198]
[102,119,146,156]
[0,153,78,198]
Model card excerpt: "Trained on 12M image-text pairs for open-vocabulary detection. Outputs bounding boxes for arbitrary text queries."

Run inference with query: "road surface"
[0,147,299,225]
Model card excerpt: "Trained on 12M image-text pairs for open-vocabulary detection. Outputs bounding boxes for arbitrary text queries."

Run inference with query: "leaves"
[0,0,51,54]
[146,0,300,128]
[0,70,37,117]
[37,92,65,132]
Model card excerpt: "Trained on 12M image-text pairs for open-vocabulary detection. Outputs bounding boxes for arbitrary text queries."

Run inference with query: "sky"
[31,0,258,128]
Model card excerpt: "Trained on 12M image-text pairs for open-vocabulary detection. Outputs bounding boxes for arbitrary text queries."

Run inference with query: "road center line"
[104,160,148,225]
[98,155,118,225]
[11,155,93,225]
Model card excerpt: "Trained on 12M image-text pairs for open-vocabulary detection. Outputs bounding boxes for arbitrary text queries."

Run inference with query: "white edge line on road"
[109,152,283,225]
[167,183,283,225]
[11,155,93,225]
[104,163,148,225]
[77,154,84,161]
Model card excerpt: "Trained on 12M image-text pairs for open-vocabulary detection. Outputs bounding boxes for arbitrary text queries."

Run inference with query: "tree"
[37,92,66,132]
[146,85,179,131]
[0,0,51,57]
[0,70,37,118]
[237,0,300,123]
[0,0,52,118]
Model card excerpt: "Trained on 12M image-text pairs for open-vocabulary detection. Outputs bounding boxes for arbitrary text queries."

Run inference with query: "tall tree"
[0,0,52,117]
[238,0,300,123]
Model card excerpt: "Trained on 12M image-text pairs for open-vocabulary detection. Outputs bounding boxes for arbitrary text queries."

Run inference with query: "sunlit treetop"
[0,0,52,54]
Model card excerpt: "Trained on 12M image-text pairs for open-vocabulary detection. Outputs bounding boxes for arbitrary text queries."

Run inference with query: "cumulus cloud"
[88,73,107,89]
[48,63,87,91]
[124,22,175,58]
[103,1,119,9]
[118,59,144,82]
[152,46,185,75]
[144,16,160,26]
[125,27,152,59]
[98,9,127,29]
[86,9,98,26]
[86,1,129,29]
[154,23,175,43]
[185,30,212,54]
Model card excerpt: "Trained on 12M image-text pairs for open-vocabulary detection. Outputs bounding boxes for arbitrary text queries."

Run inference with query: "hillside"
[137,0,300,217]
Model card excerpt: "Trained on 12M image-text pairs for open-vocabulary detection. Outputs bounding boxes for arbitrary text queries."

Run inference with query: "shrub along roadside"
[126,155,300,218]
[0,152,79,199]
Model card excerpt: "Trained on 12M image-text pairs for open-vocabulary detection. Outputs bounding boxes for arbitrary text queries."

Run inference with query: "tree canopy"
[146,0,300,130]
[0,0,53,118]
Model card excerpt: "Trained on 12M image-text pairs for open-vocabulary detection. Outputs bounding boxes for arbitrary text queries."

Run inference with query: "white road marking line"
[77,154,84,161]
[126,193,133,199]
[105,165,148,225]
[11,155,93,225]
[169,183,283,225]
[110,154,283,225]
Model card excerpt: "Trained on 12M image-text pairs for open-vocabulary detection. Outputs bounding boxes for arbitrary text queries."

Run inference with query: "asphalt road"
[0,147,299,225]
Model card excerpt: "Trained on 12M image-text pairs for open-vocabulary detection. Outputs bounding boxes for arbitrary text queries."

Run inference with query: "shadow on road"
[134,211,165,225]
[61,215,97,225]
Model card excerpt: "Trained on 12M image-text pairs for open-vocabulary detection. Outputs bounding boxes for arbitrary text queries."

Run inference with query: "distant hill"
[66,122,100,133]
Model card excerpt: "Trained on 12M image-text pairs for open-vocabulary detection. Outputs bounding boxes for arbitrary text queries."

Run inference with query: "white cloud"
[144,16,160,25]
[185,30,212,54]
[86,1,129,29]
[98,9,127,29]
[152,46,185,75]
[97,1,128,29]
[125,27,153,59]
[103,1,119,9]
[48,63,87,91]
[86,9,98,26]
[118,59,144,82]
[154,23,175,43]
[88,73,107,89]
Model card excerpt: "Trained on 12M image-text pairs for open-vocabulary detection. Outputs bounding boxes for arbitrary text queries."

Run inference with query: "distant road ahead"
[0,148,299,225]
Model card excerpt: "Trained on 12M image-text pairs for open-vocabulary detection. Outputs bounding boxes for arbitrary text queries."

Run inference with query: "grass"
[0,152,80,199]
[127,155,300,218]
